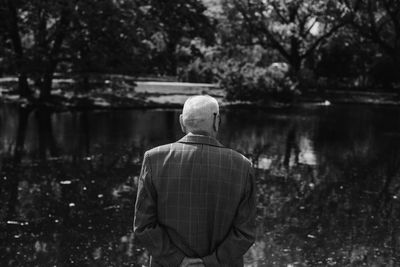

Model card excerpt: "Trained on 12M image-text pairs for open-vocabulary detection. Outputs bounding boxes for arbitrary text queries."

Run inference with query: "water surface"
[1,103,400,266]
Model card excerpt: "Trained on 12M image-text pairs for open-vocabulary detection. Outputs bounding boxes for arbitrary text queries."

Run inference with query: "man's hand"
[180,257,204,267]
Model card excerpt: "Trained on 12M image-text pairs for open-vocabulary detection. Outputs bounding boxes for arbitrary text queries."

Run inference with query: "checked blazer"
[134,134,256,267]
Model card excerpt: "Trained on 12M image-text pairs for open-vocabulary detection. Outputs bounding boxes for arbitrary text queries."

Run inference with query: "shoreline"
[1,77,399,110]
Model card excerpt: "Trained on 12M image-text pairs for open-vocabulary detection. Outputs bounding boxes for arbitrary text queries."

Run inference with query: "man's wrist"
[201,251,219,267]
[180,257,205,267]
[157,250,185,267]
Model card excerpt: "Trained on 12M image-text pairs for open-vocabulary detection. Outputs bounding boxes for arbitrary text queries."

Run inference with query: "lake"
[1,103,400,266]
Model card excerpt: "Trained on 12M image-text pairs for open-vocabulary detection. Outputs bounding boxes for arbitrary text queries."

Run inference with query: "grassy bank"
[0,76,399,110]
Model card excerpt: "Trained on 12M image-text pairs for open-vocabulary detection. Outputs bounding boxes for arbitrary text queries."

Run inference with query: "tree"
[0,0,151,100]
[340,0,400,87]
[314,26,374,89]
[146,0,215,75]
[67,0,151,89]
[225,0,346,76]
[342,0,400,61]
[0,0,34,98]
[0,0,217,99]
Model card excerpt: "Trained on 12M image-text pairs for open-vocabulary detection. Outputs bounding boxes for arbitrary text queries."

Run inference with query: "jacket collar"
[177,134,224,148]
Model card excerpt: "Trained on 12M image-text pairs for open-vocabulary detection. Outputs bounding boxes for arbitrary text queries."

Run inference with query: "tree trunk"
[5,0,32,99]
[289,36,302,78]
[40,59,58,100]
[38,2,71,100]
[18,73,32,99]
[40,71,54,100]
[79,74,91,92]
[290,59,301,75]
[288,56,302,87]
[167,42,178,76]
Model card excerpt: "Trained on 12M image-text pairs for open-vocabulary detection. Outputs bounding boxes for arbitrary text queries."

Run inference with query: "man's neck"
[188,131,217,138]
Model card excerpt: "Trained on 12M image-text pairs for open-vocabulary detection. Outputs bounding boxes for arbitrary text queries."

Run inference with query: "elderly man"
[134,95,256,267]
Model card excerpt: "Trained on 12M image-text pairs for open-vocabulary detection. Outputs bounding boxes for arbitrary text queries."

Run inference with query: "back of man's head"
[180,95,220,136]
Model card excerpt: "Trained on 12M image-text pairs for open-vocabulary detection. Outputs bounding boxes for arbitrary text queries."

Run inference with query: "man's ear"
[179,114,186,133]
[213,114,219,133]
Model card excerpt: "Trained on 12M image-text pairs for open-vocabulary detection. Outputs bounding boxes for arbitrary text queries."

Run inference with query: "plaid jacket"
[134,134,256,267]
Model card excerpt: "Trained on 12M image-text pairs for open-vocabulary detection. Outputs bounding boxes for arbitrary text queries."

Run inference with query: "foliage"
[67,0,151,75]
[223,0,346,74]
[339,0,400,88]
[340,0,400,61]
[0,0,149,98]
[222,61,297,103]
[212,0,400,96]
[312,27,373,90]
[0,0,215,99]
[175,38,298,102]
[1,0,400,103]
[144,0,216,75]
[176,39,225,83]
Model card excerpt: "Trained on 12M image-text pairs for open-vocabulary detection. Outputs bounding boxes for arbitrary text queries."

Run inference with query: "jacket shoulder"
[145,143,175,156]
[146,143,252,167]
[222,148,252,168]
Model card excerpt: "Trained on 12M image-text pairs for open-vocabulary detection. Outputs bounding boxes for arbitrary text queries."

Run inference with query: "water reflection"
[1,104,400,266]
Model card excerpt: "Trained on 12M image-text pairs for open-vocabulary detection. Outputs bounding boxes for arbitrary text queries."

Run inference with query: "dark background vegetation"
[1,0,399,103]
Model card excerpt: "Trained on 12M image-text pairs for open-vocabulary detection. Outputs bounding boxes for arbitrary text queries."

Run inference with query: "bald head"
[180,95,220,137]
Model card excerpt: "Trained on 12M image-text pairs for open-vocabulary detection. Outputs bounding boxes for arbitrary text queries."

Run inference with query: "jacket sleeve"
[202,166,256,266]
[133,152,185,266]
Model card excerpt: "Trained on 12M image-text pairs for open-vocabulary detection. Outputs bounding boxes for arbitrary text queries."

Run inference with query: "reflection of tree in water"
[0,106,31,265]
[243,109,400,266]
[35,108,58,160]
[0,107,148,266]
[79,111,91,157]
[281,110,400,266]
[1,106,400,266]
[2,106,31,220]
[283,125,300,169]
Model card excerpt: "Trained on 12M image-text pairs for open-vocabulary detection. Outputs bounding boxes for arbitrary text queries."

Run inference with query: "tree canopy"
[223,0,346,73]
[0,0,214,99]
[1,0,399,101]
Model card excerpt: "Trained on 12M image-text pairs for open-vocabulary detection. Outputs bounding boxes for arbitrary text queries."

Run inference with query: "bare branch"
[302,16,317,37]
[303,22,345,59]
[271,1,289,24]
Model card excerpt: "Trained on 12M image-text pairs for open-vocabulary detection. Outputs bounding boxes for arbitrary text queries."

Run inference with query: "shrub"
[221,62,297,103]
[176,41,298,103]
